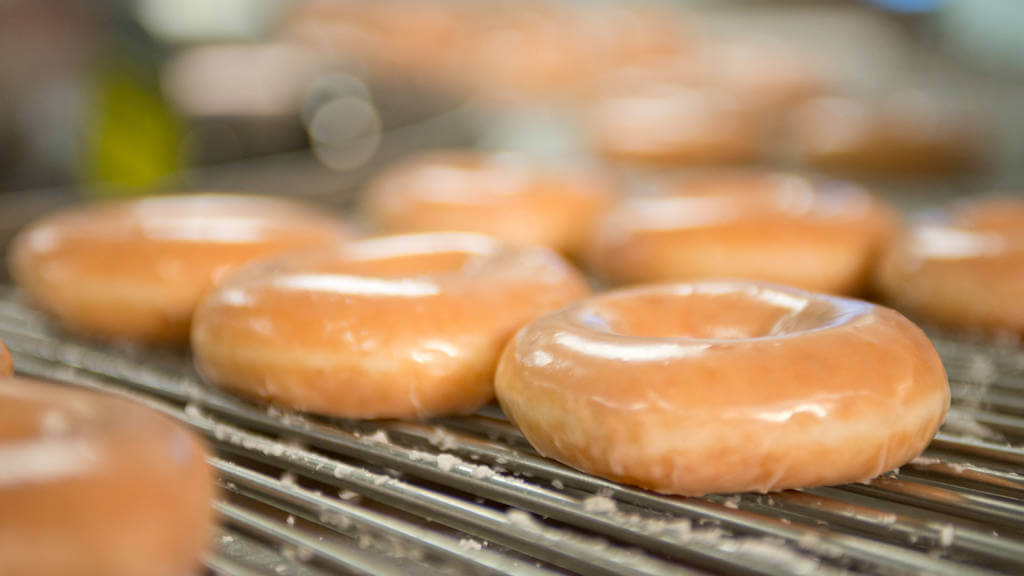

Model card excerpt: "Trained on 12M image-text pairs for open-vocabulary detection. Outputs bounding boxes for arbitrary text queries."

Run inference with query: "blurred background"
[1,0,1022,262]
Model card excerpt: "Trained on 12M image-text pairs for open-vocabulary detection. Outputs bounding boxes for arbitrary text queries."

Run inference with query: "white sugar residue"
[582,495,617,514]
[286,515,295,526]
[407,449,434,462]
[910,456,943,466]
[275,563,287,574]
[942,411,1002,442]
[333,464,351,479]
[506,509,540,530]
[280,471,297,485]
[471,465,495,480]
[220,534,235,544]
[965,353,997,385]
[551,479,565,490]
[722,495,741,509]
[458,538,483,551]
[338,489,360,501]
[373,474,391,486]
[939,525,955,547]
[428,427,459,451]
[361,430,390,445]
[796,532,821,549]
[183,403,202,419]
[436,454,462,472]
[735,538,821,575]
[664,519,692,539]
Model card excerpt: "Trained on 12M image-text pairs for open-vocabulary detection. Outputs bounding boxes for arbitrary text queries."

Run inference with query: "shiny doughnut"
[0,339,10,376]
[8,194,347,345]
[588,172,897,294]
[363,151,613,255]
[192,233,589,418]
[495,281,949,496]
[587,84,763,165]
[792,94,978,177]
[0,377,214,576]
[877,198,1024,333]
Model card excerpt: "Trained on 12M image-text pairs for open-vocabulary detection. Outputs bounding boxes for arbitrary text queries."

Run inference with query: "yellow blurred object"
[82,64,182,196]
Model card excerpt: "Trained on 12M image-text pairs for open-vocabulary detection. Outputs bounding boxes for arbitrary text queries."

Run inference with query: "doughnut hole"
[578,284,850,340]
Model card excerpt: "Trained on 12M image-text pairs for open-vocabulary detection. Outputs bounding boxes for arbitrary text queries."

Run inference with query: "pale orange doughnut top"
[193,233,589,419]
[495,281,949,496]
[0,377,214,576]
[363,151,613,255]
[877,198,1024,333]
[8,194,347,344]
[793,95,978,177]
[587,84,763,165]
[588,172,897,294]
[0,340,10,376]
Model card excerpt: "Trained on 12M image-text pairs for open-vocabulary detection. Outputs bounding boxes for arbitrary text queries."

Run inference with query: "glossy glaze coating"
[877,198,1024,333]
[0,377,214,576]
[192,232,590,419]
[363,151,613,255]
[495,281,949,496]
[0,340,11,376]
[8,194,348,344]
[587,84,763,165]
[793,95,978,177]
[588,172,897,294]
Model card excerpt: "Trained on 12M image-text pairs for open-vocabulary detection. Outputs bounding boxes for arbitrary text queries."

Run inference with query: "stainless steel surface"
[2,287,1024,575]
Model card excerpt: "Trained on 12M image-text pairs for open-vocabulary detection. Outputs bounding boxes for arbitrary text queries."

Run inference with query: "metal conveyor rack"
[2,286,1024,576]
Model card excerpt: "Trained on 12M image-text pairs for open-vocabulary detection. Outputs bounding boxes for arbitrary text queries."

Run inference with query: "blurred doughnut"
[587,84,764,165]
[363,151,613,255]
[793,94,979,177]
[588,172,897,293]
[8,194,347,344]
[0,377,214,576]
[877,197,1024,333]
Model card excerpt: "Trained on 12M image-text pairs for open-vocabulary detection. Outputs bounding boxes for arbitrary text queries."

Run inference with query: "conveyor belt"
[2,287,1024,575]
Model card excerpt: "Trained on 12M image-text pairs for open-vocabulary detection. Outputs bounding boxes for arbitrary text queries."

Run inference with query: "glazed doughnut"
[600,40,822,117]
[8,194,347,345]
[495,281,949,496]
[192,232,589,418]
[587,84,763,165]
[792,94,978,177]
[363,151,613,255]
[588,172,897,294]
[281,0,467,83]
[877,198,1024,333]
[0,339,11,376]
[0,377,214,576]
